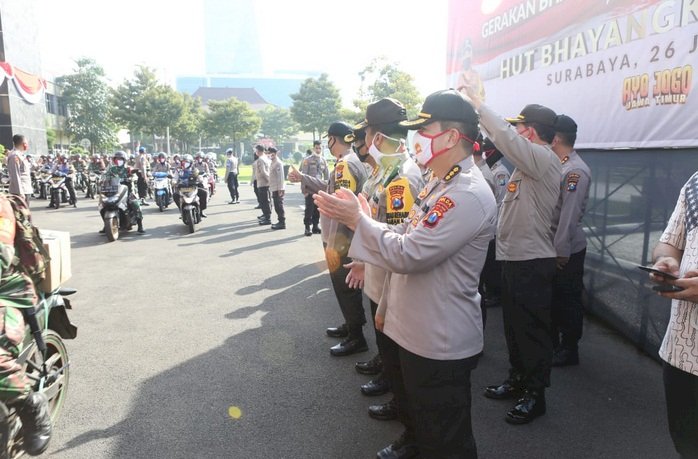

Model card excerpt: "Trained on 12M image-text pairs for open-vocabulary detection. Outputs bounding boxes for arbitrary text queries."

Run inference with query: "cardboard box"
[38,229,71,293]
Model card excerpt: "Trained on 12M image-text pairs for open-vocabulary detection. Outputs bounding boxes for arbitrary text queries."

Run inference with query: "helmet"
[182,154,194,167]
[157,152,166,159]
[225,148,233,154]
[113,151,127,161]
[172,154,180,161]
[206,152,215,160]
[138,146,146,153]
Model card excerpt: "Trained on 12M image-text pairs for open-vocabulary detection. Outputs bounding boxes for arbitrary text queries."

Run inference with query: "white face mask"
[412,130,451,167]
[184,162,191,169]
[368,133,403,168]
[115,159,125,167]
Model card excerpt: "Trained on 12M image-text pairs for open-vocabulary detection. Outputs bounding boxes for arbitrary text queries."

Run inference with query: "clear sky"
[38,0,448,107]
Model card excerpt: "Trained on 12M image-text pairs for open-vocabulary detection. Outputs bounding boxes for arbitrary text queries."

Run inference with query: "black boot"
[304,225,312,237]
[271,221,286,230]
[16,392,52,456]
[312,224,321,234]
[137,220,145,234]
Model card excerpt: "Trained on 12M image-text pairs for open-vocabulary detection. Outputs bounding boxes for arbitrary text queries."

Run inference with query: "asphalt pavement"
[28,183,676,459]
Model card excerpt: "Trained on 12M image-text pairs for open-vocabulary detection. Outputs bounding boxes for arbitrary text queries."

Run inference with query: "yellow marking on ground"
[228,406,242,419]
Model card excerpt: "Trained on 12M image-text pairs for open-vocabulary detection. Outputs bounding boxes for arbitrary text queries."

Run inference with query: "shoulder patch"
[566,172,580,192]
[422,196,455,229]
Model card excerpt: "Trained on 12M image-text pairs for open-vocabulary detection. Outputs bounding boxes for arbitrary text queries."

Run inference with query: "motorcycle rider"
[195,152,214,197]
[49,154,77,208]
[88,154,105,174]
[151,152,170,174]
[173,154,208,218]
[99,151,145,234]
[0,195,52,456]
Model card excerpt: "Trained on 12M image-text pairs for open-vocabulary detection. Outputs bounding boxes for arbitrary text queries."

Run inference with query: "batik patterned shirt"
[659,171,698,374]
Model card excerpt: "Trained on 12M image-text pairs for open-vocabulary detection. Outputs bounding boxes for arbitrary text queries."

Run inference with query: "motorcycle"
[49,173,70,209]
[73,169,87,192]
[151,172,173,212]
[85,172,101,200]
[0,286,77,459]
[37,170,51,200]
[177,177,202,234]
[98,175,139,242]
[0,171,9,194]
[199,172,215,199]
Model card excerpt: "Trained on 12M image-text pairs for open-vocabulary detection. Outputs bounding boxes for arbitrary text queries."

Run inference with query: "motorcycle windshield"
[100,176,121,194]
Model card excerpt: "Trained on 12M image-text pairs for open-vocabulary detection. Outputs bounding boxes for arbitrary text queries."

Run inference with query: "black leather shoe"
[552,347,579,367]
[271,222,286,230]
[330,337,368,357]
[258,219,271,226]
[254,205,261,209]
[17,392,52,456]
[312,225,321,234]
[356,354,382,375]
[304,226,312,236]
[377,430,419,459]
[484,381,523,400]
[361,377,390,396]
[326,324,348,338]
[505,390,546,425]
[369,398,397,421]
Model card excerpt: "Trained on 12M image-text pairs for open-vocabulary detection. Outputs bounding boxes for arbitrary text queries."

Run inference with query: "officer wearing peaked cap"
[289,122,369,356]
[299,141,329,236]
[316,89,496,459]
[461,84,562,425]
[550,114,591,367]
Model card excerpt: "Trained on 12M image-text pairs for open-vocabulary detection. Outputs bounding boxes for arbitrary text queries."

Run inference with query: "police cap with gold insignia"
[354,98,408,131]
[505,104,557,127]
[324,121,353,139]
[400,89,478,129]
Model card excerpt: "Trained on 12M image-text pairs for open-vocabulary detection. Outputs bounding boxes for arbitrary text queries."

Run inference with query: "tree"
[259,106,298,144]
[290,73,341,140]
[171,93,203,153]
[110,66,160,142]
[202,98,260,154]
[56,58,118,153]
[354,57,422,117]
[141,85,185,151]
[46,126,56,151]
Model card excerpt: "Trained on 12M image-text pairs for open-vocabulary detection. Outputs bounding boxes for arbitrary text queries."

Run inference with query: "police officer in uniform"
[462,83,562,425]
[550,115,591,366]
[254,147,272,225]
[289,122,369,356]
[345,98,424,416]
[316,89,496,459]
[298,140,329,236]
[480,138,511,308]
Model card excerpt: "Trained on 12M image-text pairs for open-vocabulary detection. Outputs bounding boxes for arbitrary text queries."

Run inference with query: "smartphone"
[652,284,685,293]
[637,265,679,280]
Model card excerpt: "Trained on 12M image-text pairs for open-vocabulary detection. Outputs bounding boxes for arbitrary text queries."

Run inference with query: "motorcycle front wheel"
[25,330,70,424]
[105,216,119,242]
[186,208,195,234]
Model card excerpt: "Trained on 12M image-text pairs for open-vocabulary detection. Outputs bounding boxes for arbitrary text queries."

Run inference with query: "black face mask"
[354,142,367,161]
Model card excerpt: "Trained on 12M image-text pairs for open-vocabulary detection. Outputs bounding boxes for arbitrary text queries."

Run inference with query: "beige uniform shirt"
[658,172,698,375]
[362,156,424,304]
[6,150,32,195]
[350,156,496,360]
[479,104,562,261]
[269,158,285,192]
[254,156,270,187]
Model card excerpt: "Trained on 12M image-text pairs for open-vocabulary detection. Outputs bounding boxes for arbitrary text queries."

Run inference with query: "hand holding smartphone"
[637,265,685,292]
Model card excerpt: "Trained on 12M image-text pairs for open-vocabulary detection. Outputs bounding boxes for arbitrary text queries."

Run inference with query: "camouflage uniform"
[105,165,143,221]
[0,195,38,400]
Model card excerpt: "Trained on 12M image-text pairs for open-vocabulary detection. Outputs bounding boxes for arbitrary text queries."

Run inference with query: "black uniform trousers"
[272,191,285,223]
[381,333,479,458]
[257,185,271,218]
[227,173,239,201]
[304,194,320,227]
[324,246,365,333]
[664,362,698,458]
[551,247,586,350]
[501,258,556,391]
[253,179,261,205]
